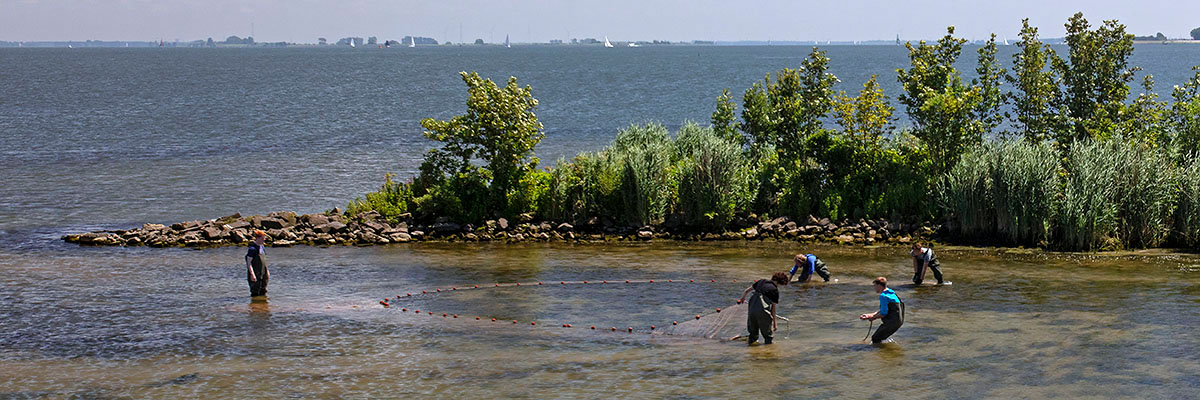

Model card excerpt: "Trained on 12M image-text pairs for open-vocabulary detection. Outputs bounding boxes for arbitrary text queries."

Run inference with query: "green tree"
[1119,75,1170,146]
[1191,27,1200,40]
[973,34,1007,135]
[896,26,984,175]
[1170,65,1200,155]
[419,71,545,219]
[711,88,743,145]
[1050,13,1138,145]
[1007,18,1059,142]
[833,75,893,144]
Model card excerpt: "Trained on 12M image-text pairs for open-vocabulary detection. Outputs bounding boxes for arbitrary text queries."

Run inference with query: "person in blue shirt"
[790,253,831,283]
[245,230,269,297]
[858,276,904,344]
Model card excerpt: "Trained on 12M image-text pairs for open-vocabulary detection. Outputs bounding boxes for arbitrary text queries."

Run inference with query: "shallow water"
[2,242,1196,398]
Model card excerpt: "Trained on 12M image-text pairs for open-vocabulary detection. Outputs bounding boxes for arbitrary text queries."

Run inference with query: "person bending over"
[790,253,831,283]
[736,272,790,345]
[859,277,904,344]
[910,242,944,285]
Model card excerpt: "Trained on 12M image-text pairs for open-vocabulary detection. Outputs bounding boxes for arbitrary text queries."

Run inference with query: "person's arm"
[737,285,753,303]
[770,302,778,331]
[860,295,886,320]
[245,247,256,282]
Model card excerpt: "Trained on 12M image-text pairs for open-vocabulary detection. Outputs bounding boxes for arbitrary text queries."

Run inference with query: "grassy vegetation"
[351,13,1200,251]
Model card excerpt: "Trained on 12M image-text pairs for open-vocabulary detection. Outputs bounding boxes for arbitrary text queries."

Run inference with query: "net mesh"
[654,302,747,339]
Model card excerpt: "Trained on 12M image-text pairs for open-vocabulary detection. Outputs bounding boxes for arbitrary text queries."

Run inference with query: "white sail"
[603,36,613,48]
[349,39,355,48]
[505,34,510,48]
[410,36,416,47]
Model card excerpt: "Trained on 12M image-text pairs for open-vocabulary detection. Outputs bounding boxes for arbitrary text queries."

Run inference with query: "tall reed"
[610,123,678,226]
[1175,154,1200,247]
[674,123,755,229]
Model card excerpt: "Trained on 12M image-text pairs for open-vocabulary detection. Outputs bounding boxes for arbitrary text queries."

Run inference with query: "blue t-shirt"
[790,254,817,275]
[879,288,901,316]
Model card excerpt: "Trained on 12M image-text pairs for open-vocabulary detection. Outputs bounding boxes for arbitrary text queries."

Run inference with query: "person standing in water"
[790,253,831,283]
[735,272,790,345]
[245,230,269,297]
[859,277,903,344]
[910,242,944,285]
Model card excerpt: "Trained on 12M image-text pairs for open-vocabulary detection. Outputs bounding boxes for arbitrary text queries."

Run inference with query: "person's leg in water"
[872,303,904,344]
[815,259,831,282]
[928,259,944,284]
[746,312,760,344]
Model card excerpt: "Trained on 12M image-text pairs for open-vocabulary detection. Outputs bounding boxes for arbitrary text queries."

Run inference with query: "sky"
[1,0,1197,43]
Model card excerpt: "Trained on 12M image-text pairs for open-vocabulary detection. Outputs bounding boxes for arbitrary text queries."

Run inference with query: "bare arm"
[737,285,753,303]
[246,253,256,282]
[860,311,880,320]
[770,303,778,331]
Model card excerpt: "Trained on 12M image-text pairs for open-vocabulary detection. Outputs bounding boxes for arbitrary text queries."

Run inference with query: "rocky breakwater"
[63,211,942,248]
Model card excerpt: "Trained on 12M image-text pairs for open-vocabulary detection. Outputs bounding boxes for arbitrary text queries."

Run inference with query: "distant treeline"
[349,13,1200,251]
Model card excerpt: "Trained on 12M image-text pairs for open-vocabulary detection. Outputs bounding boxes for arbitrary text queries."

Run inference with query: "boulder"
[303,214,329,226]
[362,220,386,233]
[226,220,250,230]
[519,213,534,223]
[389,232,411,242]
[497,218,510,231]
[142,223,166,231]
[257,217,286,230]
[271,211,298,226]
[201,227,223,240]
[431,222,462,234]
[637,230,653,240]
[743,227,759,239]
[273,240,295,247]
[314,222,348,234]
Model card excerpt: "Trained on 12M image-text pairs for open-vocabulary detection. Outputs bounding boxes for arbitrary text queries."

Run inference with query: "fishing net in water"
[654,302,748,339]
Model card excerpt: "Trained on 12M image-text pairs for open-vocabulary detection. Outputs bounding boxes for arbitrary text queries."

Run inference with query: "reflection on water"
[1,242,1198,398]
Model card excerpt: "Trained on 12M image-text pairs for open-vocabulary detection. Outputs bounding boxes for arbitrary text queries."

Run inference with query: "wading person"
[734,272,790,345]
[910,242,944,285]
[859,277,903,344]
[790,253,831,283]
[246,230,269,297]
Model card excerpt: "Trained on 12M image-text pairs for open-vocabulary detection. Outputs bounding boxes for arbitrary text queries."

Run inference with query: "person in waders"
[246,230,269,297]
[859,277,903,344]
[910,242,944,285]
[735,272,789,345]
[790,253,831,283]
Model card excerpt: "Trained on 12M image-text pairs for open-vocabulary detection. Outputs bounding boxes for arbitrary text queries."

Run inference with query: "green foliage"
[610,123,678,226]
[896,26,985,176]
[1169,66,1200,155]
[1053,138,1177,250]
[346,173,413,221]
[973,34,1007,134]
[939,141,1058,246]
[740,47,839,162]
[1050,13,1138,145]
[674,123,755,229]
[1007,19,1059,142]
[1175,155,1200,247]
[1191,27,1200,40]
[1119,75,1170,146]
[418,71,544,220]
[711,88,743,146]
[542,153,622,223]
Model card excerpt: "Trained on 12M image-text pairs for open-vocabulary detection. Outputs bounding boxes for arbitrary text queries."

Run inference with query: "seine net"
[654,302,748,339]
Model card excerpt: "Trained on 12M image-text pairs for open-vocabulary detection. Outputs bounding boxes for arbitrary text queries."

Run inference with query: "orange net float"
[538,282,543,285]
[475,316,480,320]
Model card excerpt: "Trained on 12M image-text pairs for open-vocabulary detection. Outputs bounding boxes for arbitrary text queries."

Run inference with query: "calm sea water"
[2,45,1199,398]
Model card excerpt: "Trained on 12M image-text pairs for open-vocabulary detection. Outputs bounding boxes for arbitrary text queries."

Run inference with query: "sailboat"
[1003,36,1010,45]
[627,41,639,47]
[505,34,510,48]
[409,36,416,48]
[349,39,355,48]
[603,36,613,48]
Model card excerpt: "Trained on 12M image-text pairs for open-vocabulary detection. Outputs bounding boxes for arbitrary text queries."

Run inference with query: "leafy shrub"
[346,173,413,221]
[610,123,678,226]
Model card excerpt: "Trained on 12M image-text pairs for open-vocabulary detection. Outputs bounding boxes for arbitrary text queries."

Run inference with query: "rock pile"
[63,211,940,248]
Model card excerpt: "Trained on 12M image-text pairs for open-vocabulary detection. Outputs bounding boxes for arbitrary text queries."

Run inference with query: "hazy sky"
[2,0,1197,43]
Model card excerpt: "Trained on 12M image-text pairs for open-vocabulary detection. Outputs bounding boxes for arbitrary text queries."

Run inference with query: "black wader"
[872,298,904,344]
[746,291,774,345]
[247,251,268,297]
[913,258,944,285]
[800,259,831,282]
